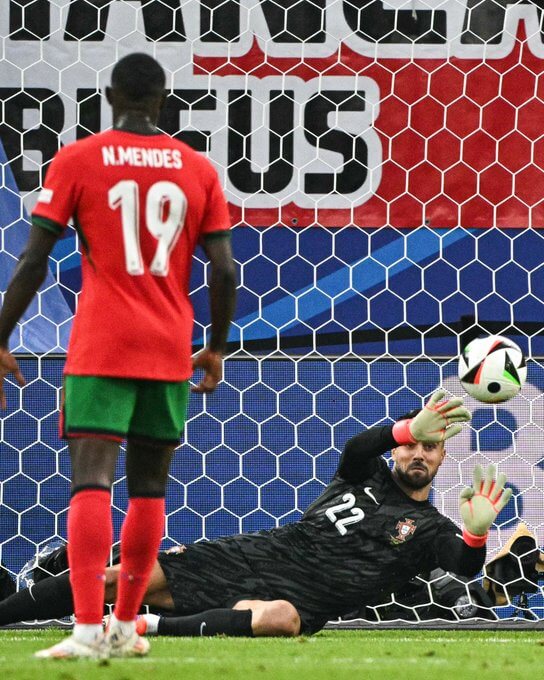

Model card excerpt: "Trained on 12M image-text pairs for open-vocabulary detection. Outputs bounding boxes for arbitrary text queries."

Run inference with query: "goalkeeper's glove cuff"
[392,419,416,445]
[462,528,488,548]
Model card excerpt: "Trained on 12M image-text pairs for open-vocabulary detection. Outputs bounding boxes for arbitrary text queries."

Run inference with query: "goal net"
[1,0,543,626]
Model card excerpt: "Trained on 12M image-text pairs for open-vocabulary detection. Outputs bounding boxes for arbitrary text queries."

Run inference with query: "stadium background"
[0,1,543,621]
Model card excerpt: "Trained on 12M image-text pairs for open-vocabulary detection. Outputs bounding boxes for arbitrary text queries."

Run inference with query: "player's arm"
[337,425,398,481]
[434,525,486,577]
[0,225,59,408]
[390,389,471,445]
[338,389,471,482]
[192,234,237,394]
[434,464,512,576]
[459,464,512,546]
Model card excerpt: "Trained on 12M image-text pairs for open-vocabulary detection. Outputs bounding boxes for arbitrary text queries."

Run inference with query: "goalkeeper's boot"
[135,614,160,636]
[135,614,149,636]
[104,613,158,637]
[105,615,150,658]
[35,632,109,659]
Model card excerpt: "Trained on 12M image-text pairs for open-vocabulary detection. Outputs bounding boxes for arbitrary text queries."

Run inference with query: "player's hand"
[410,389,471,442]
[0,346,26,409]
[393,389,471,444]
[459,464,512,537]
[191,347,223,394]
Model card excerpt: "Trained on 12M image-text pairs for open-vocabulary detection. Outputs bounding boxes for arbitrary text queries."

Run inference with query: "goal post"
[0,0,543,625]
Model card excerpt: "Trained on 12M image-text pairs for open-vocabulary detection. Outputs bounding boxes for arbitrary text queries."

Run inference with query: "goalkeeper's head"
[107,53,166,121]
[391,409,446,492]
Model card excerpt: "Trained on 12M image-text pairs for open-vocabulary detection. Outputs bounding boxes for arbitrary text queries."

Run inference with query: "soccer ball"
[458,335,527,403]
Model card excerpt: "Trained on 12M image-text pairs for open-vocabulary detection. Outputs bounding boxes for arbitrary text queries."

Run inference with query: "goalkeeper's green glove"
[392,389,471,444]
[459,464,512,547]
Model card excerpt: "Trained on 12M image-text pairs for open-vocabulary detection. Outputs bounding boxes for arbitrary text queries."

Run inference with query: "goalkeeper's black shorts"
[157,539,324,634]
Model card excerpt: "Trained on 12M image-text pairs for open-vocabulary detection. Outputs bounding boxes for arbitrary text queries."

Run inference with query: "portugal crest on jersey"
[390,518,417,545]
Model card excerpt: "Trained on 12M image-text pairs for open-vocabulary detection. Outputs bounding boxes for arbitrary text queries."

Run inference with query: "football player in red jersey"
[0,53,236,659]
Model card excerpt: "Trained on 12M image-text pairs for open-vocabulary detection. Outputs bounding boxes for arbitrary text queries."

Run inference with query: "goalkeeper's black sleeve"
[0,573,73,626]
[435,531,486,577]
[158,609,253,637]
[337,426,397,483]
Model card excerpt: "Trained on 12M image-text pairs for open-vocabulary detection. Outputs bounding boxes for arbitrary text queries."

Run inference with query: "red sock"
[68,488,112,624]
[114,497,165,622]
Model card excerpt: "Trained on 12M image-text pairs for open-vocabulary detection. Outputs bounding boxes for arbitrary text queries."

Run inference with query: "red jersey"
[32,130,231,381]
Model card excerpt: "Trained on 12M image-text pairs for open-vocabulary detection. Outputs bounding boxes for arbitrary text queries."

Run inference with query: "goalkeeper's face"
[392,441,446,491]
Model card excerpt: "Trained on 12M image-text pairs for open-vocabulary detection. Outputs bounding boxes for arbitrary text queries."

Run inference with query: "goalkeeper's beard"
[394,463,435,490]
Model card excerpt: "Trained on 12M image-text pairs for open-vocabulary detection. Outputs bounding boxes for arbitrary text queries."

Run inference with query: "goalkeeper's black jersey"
[230,426,484,627]
[160,425,485,633]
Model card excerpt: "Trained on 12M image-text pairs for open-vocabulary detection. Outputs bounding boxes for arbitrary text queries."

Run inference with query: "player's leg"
[37,376,133,659]
[106,438,175,656]
[113,437,175,622]
[34,438,119,659]
[107,378,189,657]
[0,559,172,628]
[0,572,74,625]
[134,599,301,638]
[107,562,254,639]
[233,599,301,636]
[105,560,176,611]
[68,436,119,622]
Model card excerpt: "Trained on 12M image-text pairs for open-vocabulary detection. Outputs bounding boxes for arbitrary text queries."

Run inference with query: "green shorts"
[61,375,190,444]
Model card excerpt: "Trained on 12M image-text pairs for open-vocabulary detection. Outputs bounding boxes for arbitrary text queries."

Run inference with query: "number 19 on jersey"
[108,180,187,277]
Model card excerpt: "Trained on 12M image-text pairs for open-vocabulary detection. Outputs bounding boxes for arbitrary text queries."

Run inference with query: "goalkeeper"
[0,390,511,637]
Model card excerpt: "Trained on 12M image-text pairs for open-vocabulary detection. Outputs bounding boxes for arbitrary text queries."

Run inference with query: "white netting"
[0,1,543,624]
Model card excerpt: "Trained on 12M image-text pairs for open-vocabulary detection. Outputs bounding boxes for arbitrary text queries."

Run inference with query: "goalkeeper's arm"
[337,426,399,482]
[338,389,470,483]
[459,464,512,547]
[434,464,512,576]
[434,528,486,577]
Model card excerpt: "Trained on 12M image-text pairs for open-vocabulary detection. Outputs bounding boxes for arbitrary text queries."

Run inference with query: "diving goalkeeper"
[0,391,511,637]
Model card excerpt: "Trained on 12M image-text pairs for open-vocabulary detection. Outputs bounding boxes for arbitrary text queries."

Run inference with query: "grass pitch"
[0,629,541,679]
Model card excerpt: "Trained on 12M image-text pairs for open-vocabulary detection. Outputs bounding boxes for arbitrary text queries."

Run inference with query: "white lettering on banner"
[5,0,544,224]
[204,75,382,210]
[102,146,183,169]
[6,1,544,60]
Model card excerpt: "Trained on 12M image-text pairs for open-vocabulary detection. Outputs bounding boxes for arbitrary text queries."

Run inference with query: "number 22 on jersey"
[108,180,187,276]
[326,493,365,536]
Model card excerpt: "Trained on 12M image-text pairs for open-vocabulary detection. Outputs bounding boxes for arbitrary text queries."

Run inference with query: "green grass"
[0,629,542,679]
